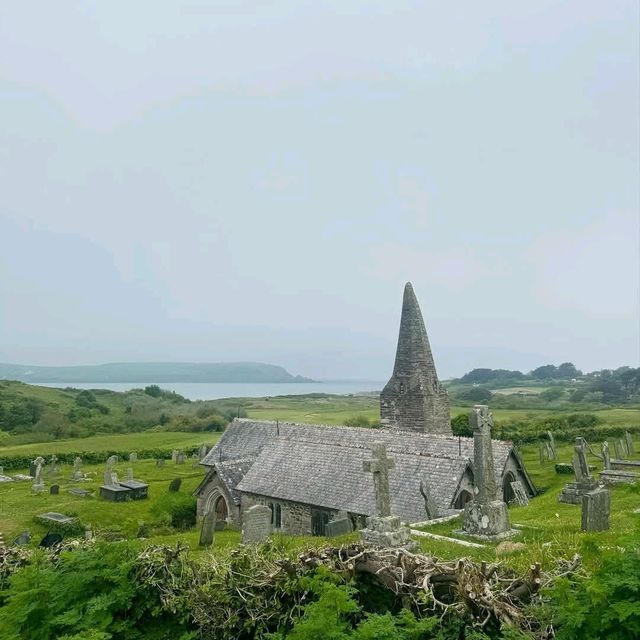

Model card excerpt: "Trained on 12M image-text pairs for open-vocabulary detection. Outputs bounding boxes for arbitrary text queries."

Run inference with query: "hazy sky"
[1,1,638,380]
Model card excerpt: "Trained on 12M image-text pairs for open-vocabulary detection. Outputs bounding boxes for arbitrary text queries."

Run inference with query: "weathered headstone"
[69,488,93,497]
[625,431,634,454]
[29,460,37,478]
[49,484,60,495]
[581,488,610,532]
[360,442,415,548]
[559,437,599,504]
[510,480,529,506]
[156,458,165,468]
[198,443,208,460]
[602,441,611,470]
[168,478,182,492]
[171,450,179,463]
[545,442,554,461]
[129,452,137,462]
[419,477,439,519]
[199,510,216,546]
[84,525,93,541]
[325,517,352,537]
[13,531,31,545]
[462,406,513,539]
[613,440,621,459]
[241,504,272,543]
[126,467,134,482]
[47,455,59,476]
[539,444,546,464]
[175,452,186,465]
[103,470,118,486]
[106,455,118,469]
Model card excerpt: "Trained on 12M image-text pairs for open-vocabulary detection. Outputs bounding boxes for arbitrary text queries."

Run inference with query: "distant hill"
[0,362,314,384]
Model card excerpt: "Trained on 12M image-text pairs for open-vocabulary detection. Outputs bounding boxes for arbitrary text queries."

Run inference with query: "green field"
[221,393,640,428]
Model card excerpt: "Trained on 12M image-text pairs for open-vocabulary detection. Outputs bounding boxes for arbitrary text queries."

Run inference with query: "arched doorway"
[454,490,473,509]
[214,495,228,520]
[502,472,516,504]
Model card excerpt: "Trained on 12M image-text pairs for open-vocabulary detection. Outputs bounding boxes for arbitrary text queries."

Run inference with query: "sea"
[34,380,385,401]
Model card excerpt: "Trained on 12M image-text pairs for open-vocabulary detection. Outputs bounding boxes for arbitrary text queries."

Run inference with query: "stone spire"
[380,282,451,434]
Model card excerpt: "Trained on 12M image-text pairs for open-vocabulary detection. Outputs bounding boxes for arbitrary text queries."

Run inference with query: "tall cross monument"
[363,442,395,517]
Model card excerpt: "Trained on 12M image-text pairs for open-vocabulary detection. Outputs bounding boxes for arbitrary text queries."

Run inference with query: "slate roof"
[201,419,535,521]
[236,440,471,522]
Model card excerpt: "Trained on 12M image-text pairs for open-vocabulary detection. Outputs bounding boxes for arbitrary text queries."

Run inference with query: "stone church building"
[195,283,535,535]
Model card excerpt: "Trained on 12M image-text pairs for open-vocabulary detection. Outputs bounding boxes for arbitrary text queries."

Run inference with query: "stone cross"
[470,405,498,503]
[32,457,45,490]
[363,442,395,517]
[572,437,592,483]
[73,456,82,473]
[106,455,118,470]
[602,441,611,470]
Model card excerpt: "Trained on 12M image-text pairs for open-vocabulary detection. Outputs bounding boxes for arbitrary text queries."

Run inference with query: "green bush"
[152,493,197,530]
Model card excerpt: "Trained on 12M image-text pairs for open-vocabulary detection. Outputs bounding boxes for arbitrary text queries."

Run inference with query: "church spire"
[391,282,439,381]
[380,282,451,434]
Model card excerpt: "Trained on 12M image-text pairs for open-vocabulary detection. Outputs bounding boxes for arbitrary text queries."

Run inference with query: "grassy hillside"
[0,380,228,443]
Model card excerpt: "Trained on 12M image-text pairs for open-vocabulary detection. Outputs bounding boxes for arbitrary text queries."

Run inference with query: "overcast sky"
[1,1,638,380]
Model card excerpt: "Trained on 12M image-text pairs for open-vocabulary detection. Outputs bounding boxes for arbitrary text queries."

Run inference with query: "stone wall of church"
[241,493,347,536]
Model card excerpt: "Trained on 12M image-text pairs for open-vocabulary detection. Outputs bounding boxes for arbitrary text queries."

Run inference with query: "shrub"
[344,416,371,428]
[152,493,197,529]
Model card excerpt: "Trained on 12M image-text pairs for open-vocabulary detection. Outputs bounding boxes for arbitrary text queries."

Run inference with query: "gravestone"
[462,406,514,539]
[99,484,131,502]
[175,452,186,465]
[241,504,272,543]
[539,444,546,464]
[84,525,93,541]
[106,455,118,469]
[168,478,182,492]
[171,450,178,463]
[510,480,529,506]
[156,458,165,468]
[126,467,134,482]
[581,488,610,532]
[13,531,31,545]
[119,479,149,500]
[103,470,118,486]
[129,452,137,462]
[602,441,611,470]
[48,455,60,476]
[199,443,208,460]
[620,437,630,457]
[559,437,599,504]
[625,431,634,454]
[49,484,60,495]
[547,431,557,460]
[545,442,554,461]
[37,512,75,527]
[360,442,415,548]
[199,510,216,546]
[325,517,352,537]
[72,456,84,480]
[613,440,621,459]
[39,532,63,549]
[32,457,45,493]
[29,460,37,478]
[419,477,439,519]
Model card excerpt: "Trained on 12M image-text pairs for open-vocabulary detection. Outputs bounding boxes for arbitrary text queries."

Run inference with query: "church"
[194,283,535,535]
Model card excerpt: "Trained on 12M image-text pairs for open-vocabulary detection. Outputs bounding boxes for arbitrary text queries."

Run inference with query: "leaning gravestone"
[241,504,272,543]
[49,484,60,495]
[198,443,208,460]
[39,532,63,549]
[168,478,182,493]
[510,480,529,506]
[625,431,634,454]
[602,441,611,470]
[325,517,352,537]
[581,488,610,532]
[547,431,557,460]
[199,510,216,546]
[613,440,622,459]
[419,477,439,520]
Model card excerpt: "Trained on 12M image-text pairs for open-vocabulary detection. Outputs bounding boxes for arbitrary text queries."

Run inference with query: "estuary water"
[35,380,384,401]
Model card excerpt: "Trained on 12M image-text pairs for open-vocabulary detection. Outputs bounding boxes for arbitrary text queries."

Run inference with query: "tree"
[456,387,493,403]
[557,362,582,378]
[531,364,557,379]
[143,385,162,398]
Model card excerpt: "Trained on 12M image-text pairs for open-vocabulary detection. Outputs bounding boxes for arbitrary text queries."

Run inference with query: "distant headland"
[0,362,315,384]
